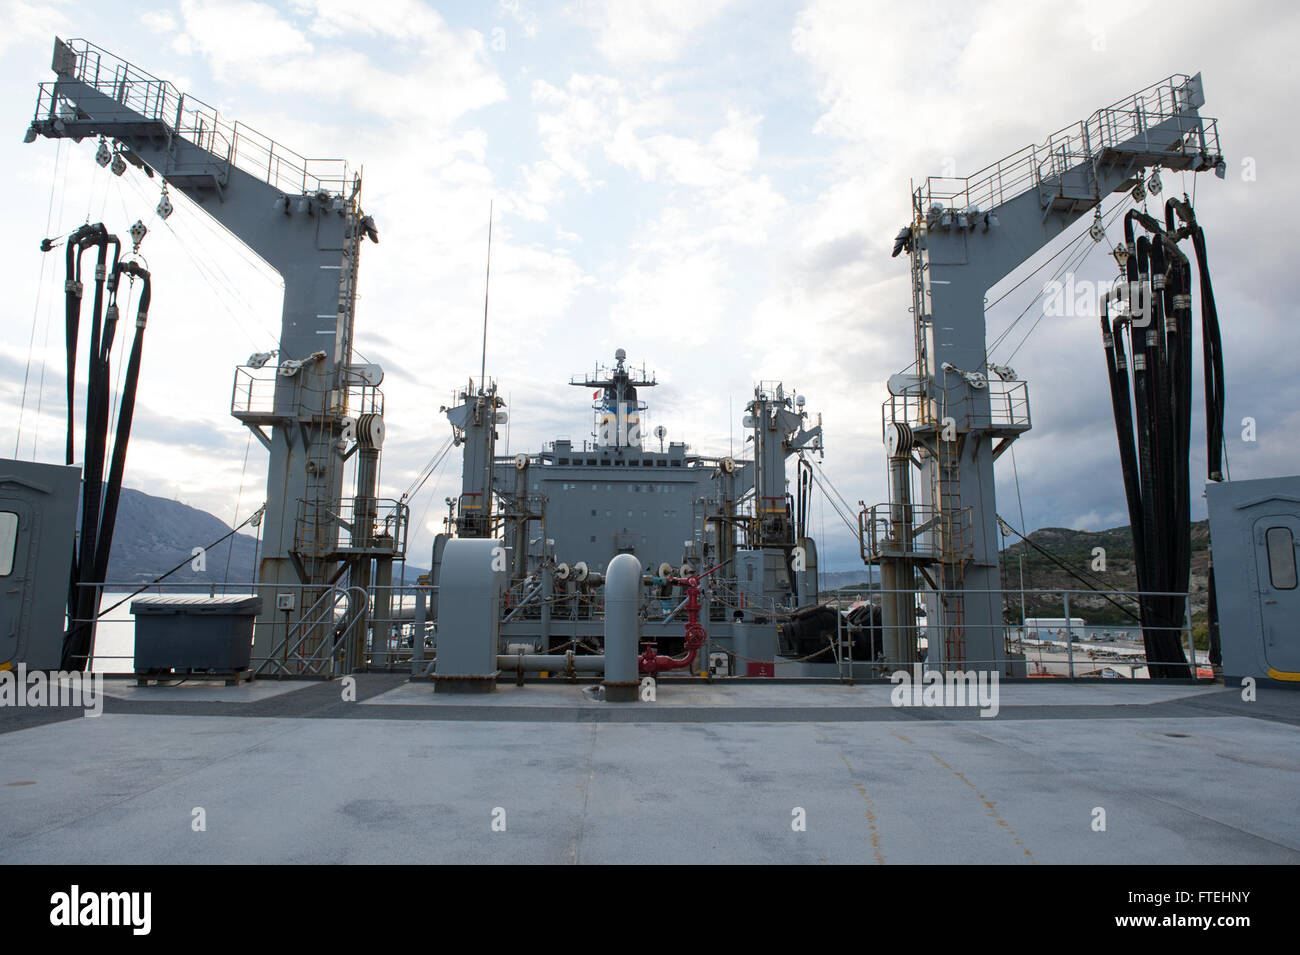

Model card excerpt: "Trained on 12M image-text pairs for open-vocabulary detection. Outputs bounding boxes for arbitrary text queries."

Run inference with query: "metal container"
[131,595,262,672]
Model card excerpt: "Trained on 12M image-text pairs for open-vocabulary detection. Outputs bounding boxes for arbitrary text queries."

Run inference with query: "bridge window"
[1266,526,1297,590]
[0,512,16,577]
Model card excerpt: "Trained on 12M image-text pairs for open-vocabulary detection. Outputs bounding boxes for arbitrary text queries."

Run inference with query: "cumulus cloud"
[569,0,738,65]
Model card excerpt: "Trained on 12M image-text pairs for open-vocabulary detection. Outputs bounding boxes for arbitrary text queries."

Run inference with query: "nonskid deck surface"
[1,677,1296,864]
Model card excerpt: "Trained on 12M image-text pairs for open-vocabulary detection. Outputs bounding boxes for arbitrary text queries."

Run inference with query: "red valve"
[638,574,708,674]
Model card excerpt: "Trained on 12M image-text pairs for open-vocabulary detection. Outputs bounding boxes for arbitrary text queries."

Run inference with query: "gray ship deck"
[2,677,1296,864]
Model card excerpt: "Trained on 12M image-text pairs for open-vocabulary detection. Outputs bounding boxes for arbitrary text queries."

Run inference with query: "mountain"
[104,487,262,586]
[999,520,1212,624]
[819,568,876,591]
[103,487,429,586]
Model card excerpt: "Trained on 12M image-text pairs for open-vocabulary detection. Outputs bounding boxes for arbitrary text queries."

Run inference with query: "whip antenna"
[480,200,493,393]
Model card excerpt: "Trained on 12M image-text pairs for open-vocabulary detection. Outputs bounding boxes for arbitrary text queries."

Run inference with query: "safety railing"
[858,502,972,564]
[883,378,1030,436]
[258,585,365,677]
[67,579,1212,684]
[230,364,281,419]
[331,498,409,556]
[916,74,1220,214]
[232,364,384,421]
[807,585,1209,680]
[345,381,384,418]
[977,378,1031,431]
[36,38,351,197]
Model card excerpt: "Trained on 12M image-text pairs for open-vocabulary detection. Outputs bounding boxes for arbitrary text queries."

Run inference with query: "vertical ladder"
[936,403,967,668]
[334,206,363,385]
[909,198,930,380]
[293,412,344,666]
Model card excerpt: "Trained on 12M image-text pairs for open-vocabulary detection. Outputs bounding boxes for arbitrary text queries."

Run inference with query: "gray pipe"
[603,552,641,701]
[411,584,426,673]
[504,581,543,621]
[496,652,605,672]
[541,562,553,644]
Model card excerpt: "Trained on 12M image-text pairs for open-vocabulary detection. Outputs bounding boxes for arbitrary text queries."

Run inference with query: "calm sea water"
[88,592,138,673]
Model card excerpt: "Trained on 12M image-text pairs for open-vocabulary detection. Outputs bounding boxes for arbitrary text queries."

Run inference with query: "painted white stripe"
[316,330,334,334]
[319,265,342,270]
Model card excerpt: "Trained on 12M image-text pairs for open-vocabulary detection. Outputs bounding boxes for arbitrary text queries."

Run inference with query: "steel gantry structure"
[868,73,1224,672]
[27,38,401,668]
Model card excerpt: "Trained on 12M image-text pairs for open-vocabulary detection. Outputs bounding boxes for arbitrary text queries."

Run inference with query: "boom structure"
[28,38,396,666]
[870,73,1224,672]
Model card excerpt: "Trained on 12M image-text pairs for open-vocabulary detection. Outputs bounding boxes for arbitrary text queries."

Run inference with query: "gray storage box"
[131,595,262,672]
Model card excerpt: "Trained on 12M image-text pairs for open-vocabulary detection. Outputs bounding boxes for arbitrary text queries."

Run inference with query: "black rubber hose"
[1171,248,1195,661]
[1191,222,1226,480]
[63,224,104,465]
[68,238,112,668]
[1145,235,1182,670]
[1131,237,1157,601]
[92,264,150,584]
[1148,236,1174,621]
[77,236,121,594]
[1107,310,1146,597]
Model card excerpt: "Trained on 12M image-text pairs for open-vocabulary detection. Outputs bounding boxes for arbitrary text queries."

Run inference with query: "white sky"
[1,0,1297,571]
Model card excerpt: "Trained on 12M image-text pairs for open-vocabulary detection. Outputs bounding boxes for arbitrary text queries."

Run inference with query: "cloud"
[569,0,738,65]
[140,10,177,34]
[170,0,507,127]
[0,0,68,57]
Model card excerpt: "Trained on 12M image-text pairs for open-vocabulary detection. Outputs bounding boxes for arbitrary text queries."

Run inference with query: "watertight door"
[1256,516,1300,675]
[0,499,36,665]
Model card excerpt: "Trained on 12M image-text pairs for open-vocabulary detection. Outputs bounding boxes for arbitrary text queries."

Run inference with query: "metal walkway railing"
[34,37,351,197]
[916,74,1221,214]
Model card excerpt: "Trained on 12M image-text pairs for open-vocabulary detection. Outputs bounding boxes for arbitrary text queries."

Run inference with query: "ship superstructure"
[433,350,828,676]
